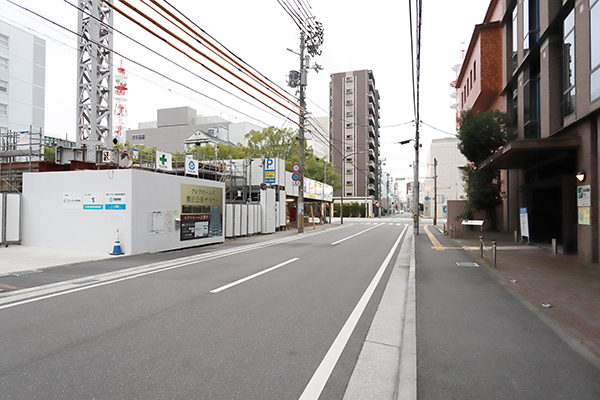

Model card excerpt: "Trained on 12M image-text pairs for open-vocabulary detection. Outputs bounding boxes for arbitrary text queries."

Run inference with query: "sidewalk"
[448,229,600,368]
[0,245,112,277]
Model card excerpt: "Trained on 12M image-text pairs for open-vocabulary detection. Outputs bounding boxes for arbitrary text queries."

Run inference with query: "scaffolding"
[0,127,44,193]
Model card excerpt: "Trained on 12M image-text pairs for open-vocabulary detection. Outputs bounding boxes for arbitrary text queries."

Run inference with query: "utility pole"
[297,31,306,234]
[280,2,323,232]
[433,158,437,226]
[413,125,420,235]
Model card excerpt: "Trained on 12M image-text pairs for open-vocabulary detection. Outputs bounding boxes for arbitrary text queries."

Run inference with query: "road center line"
[299,225,408,400]
[210,258,299,294]
[330,223,383,245]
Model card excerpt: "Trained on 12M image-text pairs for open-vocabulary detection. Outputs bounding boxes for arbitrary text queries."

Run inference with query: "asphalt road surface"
[0,220,409,399]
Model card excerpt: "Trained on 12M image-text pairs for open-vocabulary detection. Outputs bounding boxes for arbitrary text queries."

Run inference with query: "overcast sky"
[2,0,490,182]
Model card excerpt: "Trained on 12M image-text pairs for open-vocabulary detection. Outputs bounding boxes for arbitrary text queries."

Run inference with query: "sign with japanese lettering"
[264,157,276,183]
[180,184,223,241]
[577,185,591,207]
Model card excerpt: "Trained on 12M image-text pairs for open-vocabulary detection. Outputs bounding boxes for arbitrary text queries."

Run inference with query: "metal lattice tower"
[76,0,113,159]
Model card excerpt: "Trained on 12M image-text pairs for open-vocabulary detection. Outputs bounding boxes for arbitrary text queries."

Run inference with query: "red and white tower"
[113,60,129,144]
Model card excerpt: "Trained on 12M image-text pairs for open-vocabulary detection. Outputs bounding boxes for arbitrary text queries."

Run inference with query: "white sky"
[1,0,490,183]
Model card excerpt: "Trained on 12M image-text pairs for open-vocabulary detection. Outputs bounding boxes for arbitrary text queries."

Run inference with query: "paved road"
[0,220,409,399]
[416,225,600,399]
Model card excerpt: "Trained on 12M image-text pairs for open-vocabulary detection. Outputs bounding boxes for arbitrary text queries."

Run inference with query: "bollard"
[552,238,557,256]
[492,240,497,268]
[514,230,518,243]
[479,235,484,258]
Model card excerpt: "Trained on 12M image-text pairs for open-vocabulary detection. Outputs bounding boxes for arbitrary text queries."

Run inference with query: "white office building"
[0,20,45,134]
[423,137,467,219]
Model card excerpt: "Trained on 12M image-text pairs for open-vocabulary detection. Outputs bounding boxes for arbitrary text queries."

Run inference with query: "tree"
[456,109,508,230]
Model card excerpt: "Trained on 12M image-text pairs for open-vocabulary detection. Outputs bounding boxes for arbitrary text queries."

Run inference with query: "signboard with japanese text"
[578,185,591,207]
[180,184,223,241]
[264,157,276,183]
[105,192,126,210]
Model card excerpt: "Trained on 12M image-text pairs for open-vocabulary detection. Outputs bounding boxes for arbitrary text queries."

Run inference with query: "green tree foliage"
[456,109,508,230]
[457,109,509,164]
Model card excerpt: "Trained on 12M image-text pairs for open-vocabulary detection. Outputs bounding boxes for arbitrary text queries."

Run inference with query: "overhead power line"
[107,0,304,125]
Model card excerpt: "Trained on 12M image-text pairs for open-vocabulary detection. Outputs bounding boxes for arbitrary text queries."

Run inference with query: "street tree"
[456,109,509,230]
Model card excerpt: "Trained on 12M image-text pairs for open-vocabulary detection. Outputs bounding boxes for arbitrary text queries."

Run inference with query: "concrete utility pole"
[297,31,306,234]
[433,158,437,226]
[413,124,420,235]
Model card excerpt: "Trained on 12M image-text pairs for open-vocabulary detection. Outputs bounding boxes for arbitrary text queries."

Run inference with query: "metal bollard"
[514,230,518,243]
[479,235,484,258]
[552,238,557,256]
[492,240,497,267]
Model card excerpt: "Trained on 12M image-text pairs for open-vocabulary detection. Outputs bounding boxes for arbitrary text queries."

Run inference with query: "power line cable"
[143,0,300,110]
[108,0,303,126]
[8,0,277,127]
[163,0,300,103]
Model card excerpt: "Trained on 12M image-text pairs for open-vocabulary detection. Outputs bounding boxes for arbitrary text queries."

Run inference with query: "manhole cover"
[456,262,479,267]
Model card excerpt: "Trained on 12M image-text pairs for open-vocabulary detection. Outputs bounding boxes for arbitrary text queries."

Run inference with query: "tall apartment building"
[330,70,381,217]
[0,21,45,134]
[458,0,600,263]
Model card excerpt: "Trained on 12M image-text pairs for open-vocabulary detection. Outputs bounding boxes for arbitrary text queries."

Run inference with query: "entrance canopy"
[480,136,581,170]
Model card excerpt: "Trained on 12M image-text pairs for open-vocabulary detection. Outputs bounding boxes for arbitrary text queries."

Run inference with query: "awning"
[480,136,581,170]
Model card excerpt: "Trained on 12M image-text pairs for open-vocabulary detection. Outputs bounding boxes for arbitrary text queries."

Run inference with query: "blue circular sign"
[188,160,196,171]
[292,172,300,181]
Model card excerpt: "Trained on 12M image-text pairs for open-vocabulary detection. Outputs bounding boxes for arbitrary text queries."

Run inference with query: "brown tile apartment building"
[458,0,600,262]
[330,70,381,217]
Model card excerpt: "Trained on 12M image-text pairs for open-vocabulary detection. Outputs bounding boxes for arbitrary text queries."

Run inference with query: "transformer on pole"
[76,0,114,161]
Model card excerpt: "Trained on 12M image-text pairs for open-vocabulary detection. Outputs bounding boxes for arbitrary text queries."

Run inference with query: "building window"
[345,77,354,83]
[346,111,353,117]
[0,57,7,70]
[512,6,518,73]
[346,88,353,94]
[591,0,600,101]
[0,34,7,48]
[346,192,353,196]
[346,157,352,163]
[346,145,352,151]
[0,80,7,94]
[524,63,541,139]
[346,181,353,186]
[0,103,7,117]
[473,61,476,82]
[524,0,540,50]
[132,134,146,141]
[346,100,353,106]
[346,134,353,140]
[346,169,353,175]
[563,8,576,118]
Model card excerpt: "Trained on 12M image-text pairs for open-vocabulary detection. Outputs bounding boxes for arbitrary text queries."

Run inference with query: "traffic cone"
[110,229,124,255]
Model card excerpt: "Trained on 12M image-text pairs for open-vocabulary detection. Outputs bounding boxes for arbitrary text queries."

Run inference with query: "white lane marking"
[299,225,408,400]
[210,258,299,294]
[0,226,349,310]
[330,224,383,245]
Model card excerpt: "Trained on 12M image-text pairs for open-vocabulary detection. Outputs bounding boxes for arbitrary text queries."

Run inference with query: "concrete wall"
[22,169,224,255]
